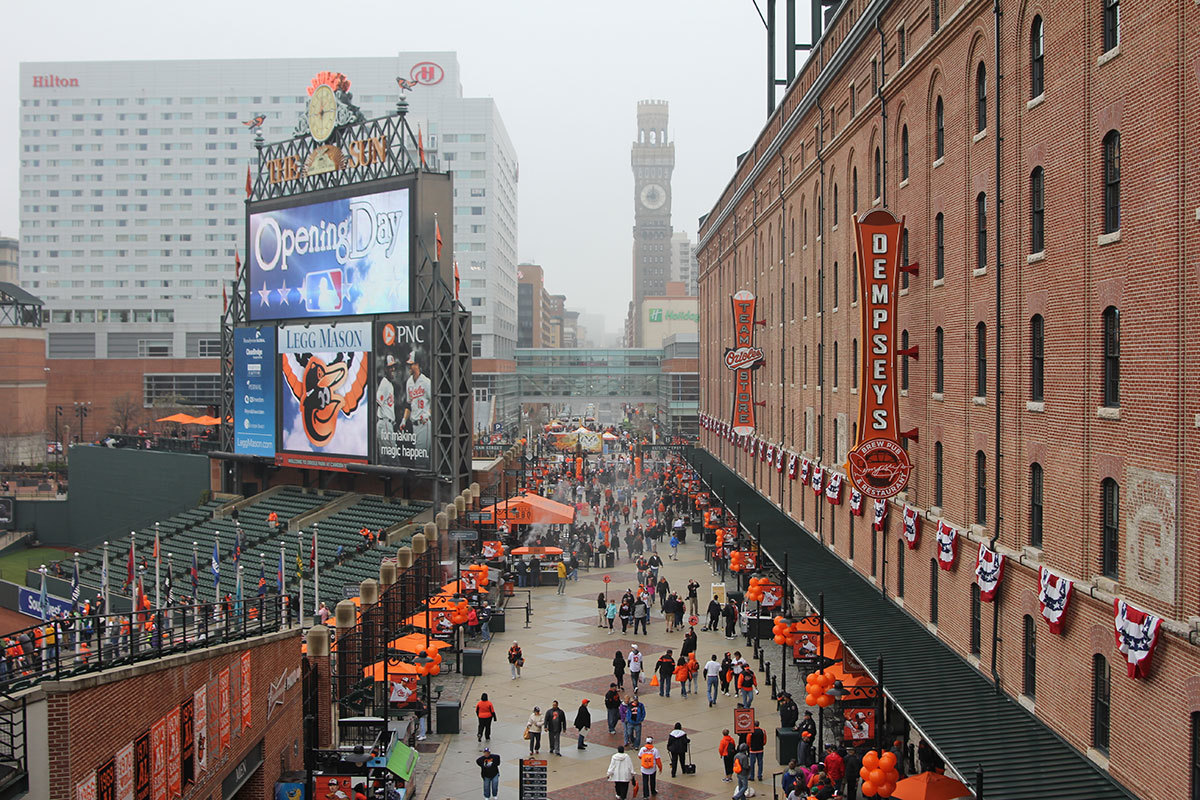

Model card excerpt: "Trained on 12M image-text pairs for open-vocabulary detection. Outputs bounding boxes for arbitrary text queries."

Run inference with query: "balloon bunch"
[729,549,748,572]
[804,671,835,708]
[746,577,774,604]
[770,615,794,646]
[414,649,442,677]
[464,564,490,586]
[858,749,900,798]
[449,599,470,626]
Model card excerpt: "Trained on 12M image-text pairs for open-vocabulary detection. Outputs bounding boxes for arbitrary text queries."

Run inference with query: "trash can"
[462,648,484,676]
[436,701,460,734]
[604,551,615,568]
[776,727,801,766]
[489,609,506,633]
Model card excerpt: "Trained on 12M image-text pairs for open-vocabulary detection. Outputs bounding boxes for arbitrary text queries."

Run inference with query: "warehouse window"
[935,327,945,392]
[833,262,839,309]
[1092,654,1111,753]
[852,339,858,389]
[901,329,910,390]
[852,169,859,214]
[1030,167,1045,254]
[970,584,982,655]
[934,442,943,507]
[935,213,945,279]
[1031,314,1045,401]
[976,322,987,397]
[833,184,839,227]
[1030,463,1044,547]
[930,559,939,625]
[1103,306,1120,406]
[976,63,987,133]
[976,192,988,270]
[1103,0,1120,53]
[901,126,910,181]
[931,0,940,32]
[1101,478,1119,579]
[873,148,881,201]
[901,228,910,289]
[935,97,945,159]
[975,450,987,524]
[1031,17,1045,98]
[1023,615,1037,699]
[896,538,905,597]
[1103,130,1121,233]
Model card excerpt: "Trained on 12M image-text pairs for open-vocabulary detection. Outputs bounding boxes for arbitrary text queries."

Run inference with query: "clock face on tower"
[640,183,667,211]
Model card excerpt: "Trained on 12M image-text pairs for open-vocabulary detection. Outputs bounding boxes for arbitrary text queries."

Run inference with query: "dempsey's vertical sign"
[847,210,912,499]
[725,290,765,436]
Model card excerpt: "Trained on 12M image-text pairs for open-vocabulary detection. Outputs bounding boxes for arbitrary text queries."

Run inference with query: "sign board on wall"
[725,291,764,436]
[373,316,432,471]
[234,327,277,458]
[248,185,411,321]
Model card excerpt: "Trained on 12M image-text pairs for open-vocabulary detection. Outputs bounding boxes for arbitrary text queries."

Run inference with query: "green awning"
[385,739,418,780]
[688,447,1136,800]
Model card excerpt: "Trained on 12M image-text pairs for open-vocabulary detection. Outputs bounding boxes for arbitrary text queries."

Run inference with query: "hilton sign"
[31,75,79,88]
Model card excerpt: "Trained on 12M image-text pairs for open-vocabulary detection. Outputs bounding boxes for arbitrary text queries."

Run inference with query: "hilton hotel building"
[18,53,519,433]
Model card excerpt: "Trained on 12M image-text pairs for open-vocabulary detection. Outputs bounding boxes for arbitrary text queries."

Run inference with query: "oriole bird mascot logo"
[281,352,368,447]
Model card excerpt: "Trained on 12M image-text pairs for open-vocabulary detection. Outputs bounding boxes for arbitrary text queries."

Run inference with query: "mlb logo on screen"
[304,270,344,313]
[649,308,663,322]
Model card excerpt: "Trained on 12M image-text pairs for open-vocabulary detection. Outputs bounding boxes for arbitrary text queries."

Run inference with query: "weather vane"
[242,114,266,135]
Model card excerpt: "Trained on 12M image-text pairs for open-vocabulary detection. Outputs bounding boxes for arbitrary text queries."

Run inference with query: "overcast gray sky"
[2,0,809,332]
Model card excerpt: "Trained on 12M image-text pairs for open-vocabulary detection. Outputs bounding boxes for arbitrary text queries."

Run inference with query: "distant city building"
[630,100,675,345]
[638,282,698,350]
[0,237,17,285]
[670,231,698,296]
[517,263,552,348]
[18,54,520,431]
[545,294,565,348]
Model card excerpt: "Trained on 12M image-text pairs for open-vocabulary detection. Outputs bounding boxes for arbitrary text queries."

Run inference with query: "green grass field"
[0,547,72,583]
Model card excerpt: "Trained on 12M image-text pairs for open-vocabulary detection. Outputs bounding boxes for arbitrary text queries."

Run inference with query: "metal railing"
[0,595,289,694]
[0,691,26,797]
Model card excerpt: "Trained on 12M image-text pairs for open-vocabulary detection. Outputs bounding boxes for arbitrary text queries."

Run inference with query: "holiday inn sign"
[648,308,699,323]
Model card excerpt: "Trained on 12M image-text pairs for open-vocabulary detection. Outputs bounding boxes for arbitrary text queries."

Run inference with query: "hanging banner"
[1114,598,1163,679]
[194,685,208,775]
[847,209,912,499]
[97,759,116,800]
[975,543,1005,602]
[1038,567,1073,634]
[843,709,876,742]
[726,290,765,436]
[134,732,151,800]
[872,499,888,532]
[825,473,843,505]
[76,772,97,800]
[166,708,181,800]
[219,668,232,754]
[935,520,958,569]
[116,742,135,800]
[150,717,168,800]
[241,651,253,731]
[902,506,920,549]
[849,490,864,516]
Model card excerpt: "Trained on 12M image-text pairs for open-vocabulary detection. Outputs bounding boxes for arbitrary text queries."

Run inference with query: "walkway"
[426,532,772,800]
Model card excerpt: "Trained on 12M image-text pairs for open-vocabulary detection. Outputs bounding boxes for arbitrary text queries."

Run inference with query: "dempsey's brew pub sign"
[847,210,913,499]
[726,290,765,436]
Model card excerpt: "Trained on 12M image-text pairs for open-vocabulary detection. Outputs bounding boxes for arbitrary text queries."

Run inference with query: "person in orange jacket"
[718,729,737,782]
[673,658,691,698]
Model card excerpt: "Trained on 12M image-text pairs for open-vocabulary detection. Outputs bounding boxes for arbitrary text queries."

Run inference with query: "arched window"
[976,322,987,397]
[935,212,945,279]
[896,538,905,597]
[873,148,882,200]
[970,584,982,655]
[1103,306,1120,406]
[901,228,910,289]
[852,252,858,301]
[935,326,945,392]
[929,559,940,625]
[833,262,839,309]
[1031,314,1045,401]
[1103,131,1121,233]
[1103,0,1120,53]
[1023,615,1037,699]
[901,329,910,390]
[976,192,988,269]
[901,125,910,181]
[976,450,987,524]
[934,441,944,506]
[1101,478,1119,578]
[817,342,824,386]
[833,341,839,388]
[833,184,839,227]
[817,269,824,313]
[803,208,808,245]
[852,168,859,213]
[976,62,987,132]
[935,97,945,159]
[852,339,859,389]
[1030,167,1045,254]
[1031,16,1045,98]
[1029,462,1044,547]
[1092,654,1111,752]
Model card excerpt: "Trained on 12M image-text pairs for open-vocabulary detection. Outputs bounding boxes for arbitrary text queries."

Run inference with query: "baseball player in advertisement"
[374,318,432,471]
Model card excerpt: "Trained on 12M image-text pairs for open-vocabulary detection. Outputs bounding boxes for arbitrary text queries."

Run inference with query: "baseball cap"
[581,698,589,704]
[385,354,397,367]
[646,737,653,743]
[406,351,418,364]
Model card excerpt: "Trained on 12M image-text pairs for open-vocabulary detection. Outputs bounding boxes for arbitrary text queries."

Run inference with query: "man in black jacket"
[705,596,722,631]
[604,684,622,734]
[666,723,690,777]
[476,748,501,800]
[655,649,676,697]
[844,745,864,799]
[574,699,591,749]
[777,692,799,729]
[544,701,567,756]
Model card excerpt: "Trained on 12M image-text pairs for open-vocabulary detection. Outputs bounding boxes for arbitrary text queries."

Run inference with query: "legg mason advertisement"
[277,322,372,471]
[373,317,433,472]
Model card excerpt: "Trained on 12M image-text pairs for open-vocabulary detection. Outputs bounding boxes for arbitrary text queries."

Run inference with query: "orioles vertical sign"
[847,210,912,499]
[726,290,765,436]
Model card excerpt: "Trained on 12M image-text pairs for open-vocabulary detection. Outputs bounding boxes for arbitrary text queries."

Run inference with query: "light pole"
[54,406,63,476]
[74,402,91,444]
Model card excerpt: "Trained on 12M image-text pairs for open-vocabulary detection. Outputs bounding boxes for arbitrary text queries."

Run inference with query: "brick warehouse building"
[695,1,1198,799]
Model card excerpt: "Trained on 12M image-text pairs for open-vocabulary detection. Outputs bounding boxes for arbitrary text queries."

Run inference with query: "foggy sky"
[2,0,812,331]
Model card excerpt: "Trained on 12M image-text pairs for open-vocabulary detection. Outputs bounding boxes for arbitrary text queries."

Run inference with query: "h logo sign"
[649,308,663,322]
[410,62,445,86]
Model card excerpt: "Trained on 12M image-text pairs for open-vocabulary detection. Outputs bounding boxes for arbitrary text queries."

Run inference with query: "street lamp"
[413,650,434,737]
[54,405,63,476]
[74,401,91,444]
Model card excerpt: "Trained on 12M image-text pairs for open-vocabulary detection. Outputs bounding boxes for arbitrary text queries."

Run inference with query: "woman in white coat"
[606,744,635,799]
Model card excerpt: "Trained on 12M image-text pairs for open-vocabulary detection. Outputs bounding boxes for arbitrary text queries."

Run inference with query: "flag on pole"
[101,542,110,616]
[38,567,48,622]
[190,546,199,594]
[235,528,243,566]
[211,541,221,595]
[310,531,317,570]
[258,559,267,597]
[295,536,303,581]
[166,555,175,605]
[417,125,426,168]
[126,539,135,590]
[453,260,461,300]
[277,548,284,593]
[435,218,442,262]
[245,165,252,198]
[71,558,80,613]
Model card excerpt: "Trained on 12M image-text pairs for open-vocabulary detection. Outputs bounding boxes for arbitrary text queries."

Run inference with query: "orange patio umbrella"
[388,635,452,653]
[481,493,576,525]
[190,414,221,425]
[890,771,973,800]
[156,413,197,423]
[362,659,422,681]
[510,546,564,557]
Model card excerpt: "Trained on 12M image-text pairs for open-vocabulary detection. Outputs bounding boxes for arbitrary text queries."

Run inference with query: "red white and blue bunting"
[974,543,1005,602]
[902,506,920,549]
[787,453,800,479]
[1038,567,1073,634]
[774,445,785,473]
[811,466,824,495]
[1114,599,1163,679]
[825,473,843,505]
[849,489,864,516]
[800,459,812,484]
[872,499,887,532]
[934,520,958,570]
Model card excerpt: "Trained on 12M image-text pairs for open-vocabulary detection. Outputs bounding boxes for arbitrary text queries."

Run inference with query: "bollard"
[770,674,779,701]
[360,579,379,606]
[396,547,413,570]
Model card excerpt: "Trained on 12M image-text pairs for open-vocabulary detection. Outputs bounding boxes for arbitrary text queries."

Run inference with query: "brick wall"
[697,1,1200,799]
[46,628,303,800]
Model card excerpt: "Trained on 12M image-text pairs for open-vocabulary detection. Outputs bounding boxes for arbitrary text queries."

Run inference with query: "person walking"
[632,597,648,635]
[606,745,635,800]
[718,729,737,782]
[478,602,493,642]
[687,580,700,616]
[474,693,497,745]
[605,599,618,633]
[705,595,722,632]
[508,642,524,680]
[556,559,568,595]
[824,744,845,789]
[736,667,758,708]
[604,683,622,734]
[704,654,721,706]
[731,743,752,800]
[843,744,864,799]
[627,644,643,685]
[673,658,691,698]
[719,653,734,696]
[574,698,591,750]
[638,737,662,797]
[619,599,632,633]
[476,748,500,800]
[668,533,679,560]
[723,599,739,639]
[666,723,690,778]
[621,694,645,747]
[613,649,627,689]
[597,592,608,627]
[655,649,675,697]
[748,721,767,781]
[525,707,544,755]
[680,626,697,661]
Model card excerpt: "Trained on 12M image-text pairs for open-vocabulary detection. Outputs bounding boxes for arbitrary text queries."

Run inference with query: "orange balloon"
[886,768,900,784]
[878,782,895,798]
[863,751,880,770]
[879,751,896,770]
[869,769,885,786]
[773,634,787,645]
[816,693,833,708]
[804,693,818,706]
[861,781,877,797]
[859,767,871,780]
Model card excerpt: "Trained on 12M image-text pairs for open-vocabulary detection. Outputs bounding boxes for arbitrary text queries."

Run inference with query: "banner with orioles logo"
[846,210,913,500]
[726,291,765,436]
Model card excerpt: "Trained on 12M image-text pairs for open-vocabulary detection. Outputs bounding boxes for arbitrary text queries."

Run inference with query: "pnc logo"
[381,323,396,347]
[410,62,444,86]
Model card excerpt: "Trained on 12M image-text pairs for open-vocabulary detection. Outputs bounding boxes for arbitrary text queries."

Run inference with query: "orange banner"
[848,209,912,499]
[726,290,764,436]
